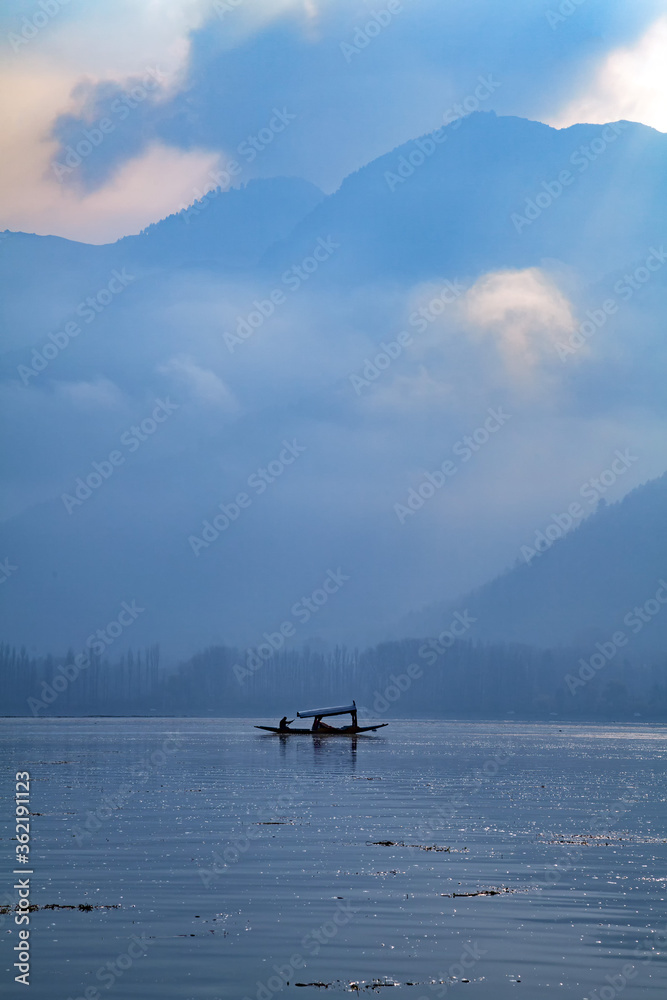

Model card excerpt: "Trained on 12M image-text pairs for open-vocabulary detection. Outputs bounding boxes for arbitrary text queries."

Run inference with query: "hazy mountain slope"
[117,176,324,268]
[0,177,324,357]
[261,112,667,286]
[403,473,667,652]
[2,114,667,658]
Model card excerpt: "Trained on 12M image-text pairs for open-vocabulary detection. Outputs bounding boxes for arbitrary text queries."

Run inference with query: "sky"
[1,0,666,243]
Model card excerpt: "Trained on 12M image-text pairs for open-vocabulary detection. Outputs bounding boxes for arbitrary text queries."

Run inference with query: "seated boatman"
[278,716,294,731]
[312,715,336,731]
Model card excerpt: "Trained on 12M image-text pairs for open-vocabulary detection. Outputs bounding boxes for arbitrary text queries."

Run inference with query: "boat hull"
[254,724,388,735]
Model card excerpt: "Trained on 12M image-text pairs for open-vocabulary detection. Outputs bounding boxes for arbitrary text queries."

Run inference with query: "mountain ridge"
[400,471,667,652]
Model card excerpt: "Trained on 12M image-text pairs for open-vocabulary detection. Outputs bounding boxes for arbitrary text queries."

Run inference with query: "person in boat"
[311,715,336,731]
[278,716,294,731]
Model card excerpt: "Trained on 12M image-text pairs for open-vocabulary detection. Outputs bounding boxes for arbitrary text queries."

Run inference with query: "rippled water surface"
[2,719,667,999]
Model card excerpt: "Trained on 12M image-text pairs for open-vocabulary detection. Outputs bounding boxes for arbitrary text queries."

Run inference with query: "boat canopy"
[297,702,356,719]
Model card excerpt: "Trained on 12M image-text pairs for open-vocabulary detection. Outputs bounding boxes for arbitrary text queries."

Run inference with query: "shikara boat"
[255,701,387,735]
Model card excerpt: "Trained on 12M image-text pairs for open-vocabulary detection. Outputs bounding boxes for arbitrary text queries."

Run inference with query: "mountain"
[1,113,666,659]
[403,473,667,653]
[118,176,324,269]
[260,112,667,287]
[0,176,323,357]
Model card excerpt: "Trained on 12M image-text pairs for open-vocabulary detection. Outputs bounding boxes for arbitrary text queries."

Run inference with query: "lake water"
[1,719,666,1000]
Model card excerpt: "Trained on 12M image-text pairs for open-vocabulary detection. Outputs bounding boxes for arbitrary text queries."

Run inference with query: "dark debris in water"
[440,887,527,898]
[348,870,403,876]
[539,833,667,846]
[296,980,400,991]
[25,761,73,765]
[369,841,464,852]
[296,979,479,991]
[0,903,120,913]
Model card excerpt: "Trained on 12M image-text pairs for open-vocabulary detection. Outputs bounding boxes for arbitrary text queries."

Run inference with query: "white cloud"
[206,0,327,50]
[461,267,576,377]
[158,356,239,411]
[8,0,212,88]
[56,378,124,409]
[362,365,453,414]
[0,121,224,242]
[552,15,667,132]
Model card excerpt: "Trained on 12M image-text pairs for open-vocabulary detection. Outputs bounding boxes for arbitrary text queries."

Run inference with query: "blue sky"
[1,0,666,241]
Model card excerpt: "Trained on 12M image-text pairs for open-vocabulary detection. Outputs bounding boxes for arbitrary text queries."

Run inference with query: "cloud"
[552,15,667,133]
[3,0,210,86]
[49,68,172,192]
[206,0,327,50]
[0,135,223,242]
[158,356,239,411]
[56,378,124,409]
[461,267,576,379]
[361,366,454,415]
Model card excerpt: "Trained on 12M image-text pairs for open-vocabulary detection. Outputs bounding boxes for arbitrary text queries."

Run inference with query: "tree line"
[3,637,667,719]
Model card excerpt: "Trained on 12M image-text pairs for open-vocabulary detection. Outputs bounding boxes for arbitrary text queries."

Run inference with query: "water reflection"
[311,733,358,770]
[265,731,360,770]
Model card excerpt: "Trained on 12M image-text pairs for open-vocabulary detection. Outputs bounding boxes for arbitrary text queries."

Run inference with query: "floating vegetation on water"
[296,977,482,991]
[538,833,667,846]
[440,887,528,897]
[296,979,400,991]
[369,841,468,852]
[0,903,120,913]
